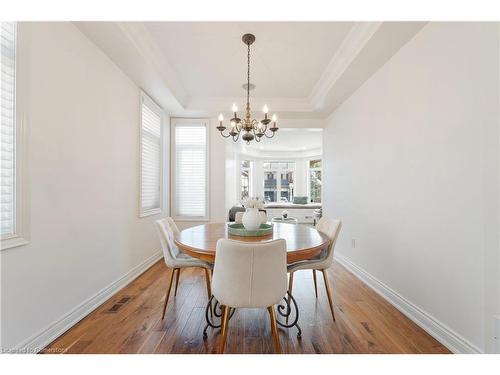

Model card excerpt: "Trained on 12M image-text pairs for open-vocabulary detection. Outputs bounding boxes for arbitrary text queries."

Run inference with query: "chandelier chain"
[247,42,250,107]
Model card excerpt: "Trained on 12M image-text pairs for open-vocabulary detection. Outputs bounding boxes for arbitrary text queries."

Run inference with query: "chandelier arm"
[264,130,276,139]
[218,128,232,138]
[252,127,261,142]
[232,131,240,142]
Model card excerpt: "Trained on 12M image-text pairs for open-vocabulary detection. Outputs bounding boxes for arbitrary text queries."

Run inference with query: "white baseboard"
[335,253,482,354]
[13,251,163,353]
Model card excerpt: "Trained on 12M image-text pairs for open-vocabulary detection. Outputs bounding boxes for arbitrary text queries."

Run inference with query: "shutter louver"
[140,95,162,215]
[1,22,16,237]
[174,124,207,218]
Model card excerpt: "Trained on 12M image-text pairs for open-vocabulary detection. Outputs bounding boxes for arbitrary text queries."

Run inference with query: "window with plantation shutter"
[1,22,17,239]
[1,21,28,250]
[171,119,209,220]
[140,93,163,217]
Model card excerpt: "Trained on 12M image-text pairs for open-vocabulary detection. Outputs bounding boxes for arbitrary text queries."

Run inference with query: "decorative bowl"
[227,223,273,237]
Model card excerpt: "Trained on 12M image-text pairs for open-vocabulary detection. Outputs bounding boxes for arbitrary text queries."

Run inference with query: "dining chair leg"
[286,272,294,324]
[204,268,213,318]
[312,270,318,298]
[162,268,176,320]
[267,306,281,354]
[321,269,336,322]
[174,268,181,296]
[219,305,230,354]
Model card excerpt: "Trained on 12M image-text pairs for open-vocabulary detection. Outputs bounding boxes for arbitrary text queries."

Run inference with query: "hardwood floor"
[43,260,451,354]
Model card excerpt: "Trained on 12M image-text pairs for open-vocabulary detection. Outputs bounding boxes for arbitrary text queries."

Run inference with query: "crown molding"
[77,21,423,120]
[237,146,323,159]
[186,96,314,114]
[116,22,188,108]
[189,23,383,115]
[75,21,187,113]
[308,22,382,110]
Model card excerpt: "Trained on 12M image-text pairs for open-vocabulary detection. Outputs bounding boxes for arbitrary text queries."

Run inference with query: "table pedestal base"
[202,292,302,339]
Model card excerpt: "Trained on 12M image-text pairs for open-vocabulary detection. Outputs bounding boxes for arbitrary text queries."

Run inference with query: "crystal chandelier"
[217,33,279,144]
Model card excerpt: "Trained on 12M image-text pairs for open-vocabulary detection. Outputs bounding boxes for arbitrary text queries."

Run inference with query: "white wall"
[0,22,165,349]
[323,23,499,353]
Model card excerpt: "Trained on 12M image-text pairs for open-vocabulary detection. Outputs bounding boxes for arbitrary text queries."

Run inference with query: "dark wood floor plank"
[44,260,451,354]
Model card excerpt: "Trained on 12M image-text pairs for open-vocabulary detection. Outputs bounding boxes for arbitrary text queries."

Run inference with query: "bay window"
[241,160,251,200]
[309,159,322,203]
[263,161,295,203]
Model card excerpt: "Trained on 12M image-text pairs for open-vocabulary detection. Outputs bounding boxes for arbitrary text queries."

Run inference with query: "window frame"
[1,22,30,251]
[240,159,252,200]
[170,118,210,222]
[307,158,322,204]
[262,161,295,203]
[139,91,164,218]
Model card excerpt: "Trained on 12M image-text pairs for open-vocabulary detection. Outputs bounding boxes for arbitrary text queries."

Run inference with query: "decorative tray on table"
[227,223,273,237]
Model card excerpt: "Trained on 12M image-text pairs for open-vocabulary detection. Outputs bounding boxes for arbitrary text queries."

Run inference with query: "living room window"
[171,118,209,220]
[241,160,251,200]
[308,159,322,203]
[263,161,295,203]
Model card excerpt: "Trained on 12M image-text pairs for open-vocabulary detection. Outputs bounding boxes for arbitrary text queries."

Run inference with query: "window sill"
[139,208,162,218]
[173,217,210,222]
[1,236,30,251]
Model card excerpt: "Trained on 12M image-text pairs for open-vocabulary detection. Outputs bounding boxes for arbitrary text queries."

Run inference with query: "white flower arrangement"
[241,197,264,209]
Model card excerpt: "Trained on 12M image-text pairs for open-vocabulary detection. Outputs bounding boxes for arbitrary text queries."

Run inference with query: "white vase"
[242,208,261,230]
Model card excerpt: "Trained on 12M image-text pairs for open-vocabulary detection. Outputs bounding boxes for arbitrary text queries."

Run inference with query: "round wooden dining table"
[174,222,330,264]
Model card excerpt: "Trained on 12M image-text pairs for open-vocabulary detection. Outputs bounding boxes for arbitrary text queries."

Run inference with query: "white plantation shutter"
[140,94,162,216]
[173,121,208,219]
[1,22,16,237]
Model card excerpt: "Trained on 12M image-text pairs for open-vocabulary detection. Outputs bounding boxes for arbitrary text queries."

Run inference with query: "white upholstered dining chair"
[287,218,342,322]
[155,218,213,320]
[211,238,287,353]
[234,211,268,224]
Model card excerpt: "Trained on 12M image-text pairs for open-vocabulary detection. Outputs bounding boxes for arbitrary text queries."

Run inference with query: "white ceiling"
[75,21,427,120]
[144,22,354,99]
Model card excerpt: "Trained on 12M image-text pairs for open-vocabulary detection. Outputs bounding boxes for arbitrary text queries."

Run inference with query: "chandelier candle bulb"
[263,105,269,114]
[232,103,238,113]
[271,114,278,128]
[218,114,224,123]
